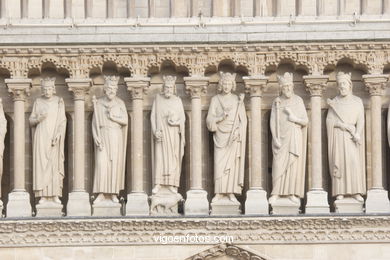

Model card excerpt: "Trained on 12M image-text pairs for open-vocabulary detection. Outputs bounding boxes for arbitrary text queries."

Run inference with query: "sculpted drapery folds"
[151,75,185,195]
[206,72,247,203]
[92,75,128,204]
[29,77,66,204]
[269,72,308,205]
[326,72,366,202]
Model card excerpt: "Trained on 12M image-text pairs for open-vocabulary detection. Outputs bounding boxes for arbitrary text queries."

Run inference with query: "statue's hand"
[335,122,346,131]
[352,133,361,145]
[155,130,163,142]
[38,112,47,122]
[284,107,292,115]
[273,138,282,149]
[51,135,59,146]
[95,138,103,151]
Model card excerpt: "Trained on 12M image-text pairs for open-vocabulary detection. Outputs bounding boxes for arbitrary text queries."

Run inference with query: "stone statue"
[0,99,6,210]
[29,77,66,207]
[206,71,247,209]
[326,72,366,203]
[92,75,128,206]
[150,75,185,215]
[269,72,308,208]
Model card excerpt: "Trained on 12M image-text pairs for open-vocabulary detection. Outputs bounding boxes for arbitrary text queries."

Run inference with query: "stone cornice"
[0,216,390,247]
[0,41,388,78]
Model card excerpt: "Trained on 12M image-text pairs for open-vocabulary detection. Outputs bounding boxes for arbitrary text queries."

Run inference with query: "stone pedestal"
[67,191,91,216]
[7,191,32,217]
[366,189,390,213]
[245,189,269,215]
[184,189,209,216]
[305,190,330,214]
[126,192,149,216]
[334,198,364,214]
[93,199,122,217]
[211,197,240,216]
[36,201,63,217]
[150,187,182,216]
[271,197,300,215]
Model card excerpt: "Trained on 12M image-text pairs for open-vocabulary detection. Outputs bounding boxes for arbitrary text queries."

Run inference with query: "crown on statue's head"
[336,71,352,82]
[41,77,56,88]
[163,75,177,85]
[104,75,119,89]
[277,72,293,86]
[219,71,236,82]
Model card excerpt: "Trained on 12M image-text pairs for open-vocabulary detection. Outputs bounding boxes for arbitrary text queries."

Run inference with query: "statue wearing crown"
[150,75,185,215]
[92,75,128,209]
[326,72,366,206]
[269,72,308,212]
[29,77,66,213]
[206,72,247,214]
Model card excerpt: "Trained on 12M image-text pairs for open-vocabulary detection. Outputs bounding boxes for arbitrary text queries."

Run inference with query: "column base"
[7,190,32,217]
[271,197,300,215]
[244,189,269,215]
[125,192,149,216]
[305,190,330,214]
[334,197,364,214]
[366,189,390,213]
[36,201,63,217]
[184,189,209,216]
[66,191,91,216]
[211,197,240,216]
[93,199,122,216]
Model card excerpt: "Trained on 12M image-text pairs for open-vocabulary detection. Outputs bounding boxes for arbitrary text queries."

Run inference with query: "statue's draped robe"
[0,104,6,195]
[92,97,128,194]
[151,94,185,187]
[207,94,247,194]
[270,95,308,198]
[326,95,366,197]
[31,96,66,197]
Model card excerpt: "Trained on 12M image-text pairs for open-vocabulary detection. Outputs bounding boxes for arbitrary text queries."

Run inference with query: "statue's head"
[277,72,294,98]
[103,75,119,100]
[41,77,56,99]
[336,72,352,97]
[217,72,236,94]
[162,75,176,98]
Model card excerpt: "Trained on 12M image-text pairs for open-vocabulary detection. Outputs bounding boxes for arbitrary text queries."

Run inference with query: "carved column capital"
[5,78,32,101]
[124,77,151,100]
[303,75,329,97]
[243,76,269,97]
[184,76,209,99]
[66,78,92,101]
[362,74,389,96]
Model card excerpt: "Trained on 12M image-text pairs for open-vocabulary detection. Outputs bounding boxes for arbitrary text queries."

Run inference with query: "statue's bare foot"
[168,186,178,194]
[353,194,364,202]
[269,195,279,204]
[336,195,344,200]
[289,195,300,205]
[228,194,239,203]
[152,185,161,194]
[39,197,47,205]
[211,194,223,203]
[111,195,119,203]
[94,193,105,204]
[53,196,61,204]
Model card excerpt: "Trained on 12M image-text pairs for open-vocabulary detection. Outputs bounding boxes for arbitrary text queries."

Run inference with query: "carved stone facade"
[0,1,390,260]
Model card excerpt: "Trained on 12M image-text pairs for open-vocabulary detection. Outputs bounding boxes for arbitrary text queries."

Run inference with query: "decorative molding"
[5,79,32,101]
[0,216,390,247]
[0,42,388,78]
[303,75,329,97]
[187,244,268,260]
[243,76,269,98]
[184,77,209,99]
[124,77,151,100]
[362,74,389,96]
[66,78,92,101]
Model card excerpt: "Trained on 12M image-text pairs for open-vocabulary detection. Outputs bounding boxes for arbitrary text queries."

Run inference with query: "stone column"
[66,78,92,216]
[184,77,210,216]
[5,79,32,217]
[242,76,269,215]
[303,75,330,214]
[124,77,150,216]
[363,74,390,213]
